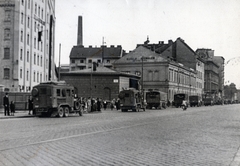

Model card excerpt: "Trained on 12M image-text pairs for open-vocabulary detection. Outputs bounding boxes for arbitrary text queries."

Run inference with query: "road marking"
[0,121,153,152]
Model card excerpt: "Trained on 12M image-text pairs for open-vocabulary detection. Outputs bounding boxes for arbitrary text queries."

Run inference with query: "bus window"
[57,89,61,96]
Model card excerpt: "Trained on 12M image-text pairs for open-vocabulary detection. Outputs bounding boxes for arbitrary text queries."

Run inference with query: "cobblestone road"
[0,104,240,166]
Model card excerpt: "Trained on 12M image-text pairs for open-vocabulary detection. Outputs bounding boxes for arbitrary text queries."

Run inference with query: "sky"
[55,0,240,87]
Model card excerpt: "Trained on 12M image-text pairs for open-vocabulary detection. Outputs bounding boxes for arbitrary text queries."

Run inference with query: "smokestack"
[77,16,83,45]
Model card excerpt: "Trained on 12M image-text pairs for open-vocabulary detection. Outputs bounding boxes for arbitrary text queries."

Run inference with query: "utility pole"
[58,43,61,81]
[141,56,144,103]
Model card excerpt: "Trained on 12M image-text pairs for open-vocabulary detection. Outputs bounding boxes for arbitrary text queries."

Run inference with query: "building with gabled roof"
[113,46,198,102]
[135,38,205,100]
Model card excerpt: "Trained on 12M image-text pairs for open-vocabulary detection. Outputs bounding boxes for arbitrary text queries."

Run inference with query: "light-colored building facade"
[69,45,124,71]
[0,0,56,92]
[113,46,197,102]
[196,48,225,102]
[213,56,225,98]
[136,38,205,99]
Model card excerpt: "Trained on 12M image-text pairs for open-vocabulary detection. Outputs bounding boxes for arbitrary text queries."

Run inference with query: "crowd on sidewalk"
[79,97,121,113]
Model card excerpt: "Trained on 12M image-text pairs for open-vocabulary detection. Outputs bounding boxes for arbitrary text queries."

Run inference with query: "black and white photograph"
[0,0,240,165]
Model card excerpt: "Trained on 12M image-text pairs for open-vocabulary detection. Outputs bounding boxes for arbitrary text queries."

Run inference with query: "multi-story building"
[113,45,197,102]
[0,0,56,92]
[69,45,124,71]
[196,48,225,102]
[213,56,225,98]
[136,37,205,99]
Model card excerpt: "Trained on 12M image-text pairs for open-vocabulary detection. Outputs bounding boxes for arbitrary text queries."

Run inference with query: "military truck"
[173,93,188,108]
[145,90,167,109]
[31,81,82,117]
[189,95,201,107]
[118,88,145,112]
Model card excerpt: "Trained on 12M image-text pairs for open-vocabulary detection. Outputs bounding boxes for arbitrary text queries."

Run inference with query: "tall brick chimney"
[77,16,83,45]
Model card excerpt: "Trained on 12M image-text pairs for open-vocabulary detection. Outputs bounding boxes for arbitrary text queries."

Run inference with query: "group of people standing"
[79,97,121,113]
[3,93,15,116]
[2,93,34,116]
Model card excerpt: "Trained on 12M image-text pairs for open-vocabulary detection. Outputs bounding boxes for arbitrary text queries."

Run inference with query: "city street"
[0,105,240,166]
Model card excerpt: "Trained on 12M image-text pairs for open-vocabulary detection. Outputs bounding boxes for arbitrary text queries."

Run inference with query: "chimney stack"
[77,16,83,45]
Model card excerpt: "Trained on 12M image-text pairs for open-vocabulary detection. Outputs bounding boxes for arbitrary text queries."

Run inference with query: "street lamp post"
[141,56,145,104]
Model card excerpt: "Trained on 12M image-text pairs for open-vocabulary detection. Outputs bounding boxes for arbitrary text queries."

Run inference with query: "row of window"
[3,48,46,67]
[20,30,44,51]
[4,67,46,83]
[71,59,111,64]
[21,0,44,19]
[169,69,197,86]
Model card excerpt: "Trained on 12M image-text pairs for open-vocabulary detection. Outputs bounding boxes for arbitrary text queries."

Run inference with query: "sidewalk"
[0,108,34,119]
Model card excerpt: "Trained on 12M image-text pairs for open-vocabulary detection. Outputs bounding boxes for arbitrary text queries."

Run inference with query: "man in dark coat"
[28,97,33,115]
[3,93,10,116]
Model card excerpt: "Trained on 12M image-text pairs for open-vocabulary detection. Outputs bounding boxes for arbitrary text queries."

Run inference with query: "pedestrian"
[110,99,115,110]
[10,101,15,116]
[167,100,170,107]
[28,97,33,115]
[87,97,91,113]
[103,100,107,110]
[116,98,120,110]
[3,93,10,116]
[97,98,101,112]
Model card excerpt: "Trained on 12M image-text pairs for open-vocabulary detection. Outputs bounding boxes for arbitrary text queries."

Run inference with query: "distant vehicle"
[31,81,82,117]
[118,88,145,112]
[189,95,201,107]
[145,90,167,109]
[203,97,214,106]
[174,93,188,108]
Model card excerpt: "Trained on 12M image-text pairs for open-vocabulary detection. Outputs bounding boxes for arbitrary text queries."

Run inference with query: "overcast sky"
[55,0,240,88]
[55,0,240,65]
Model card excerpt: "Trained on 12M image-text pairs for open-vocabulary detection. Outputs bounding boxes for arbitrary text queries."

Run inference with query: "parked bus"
[173,93,188,108]
[31,81,82,117]
[118,88,145,112]
[145,90,167,109]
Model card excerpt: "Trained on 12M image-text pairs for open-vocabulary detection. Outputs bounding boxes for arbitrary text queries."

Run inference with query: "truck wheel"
[64,107,69,117]
[58,107,64,118]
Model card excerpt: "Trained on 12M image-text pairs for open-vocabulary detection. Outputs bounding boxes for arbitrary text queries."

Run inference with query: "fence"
[0,91,31,110]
